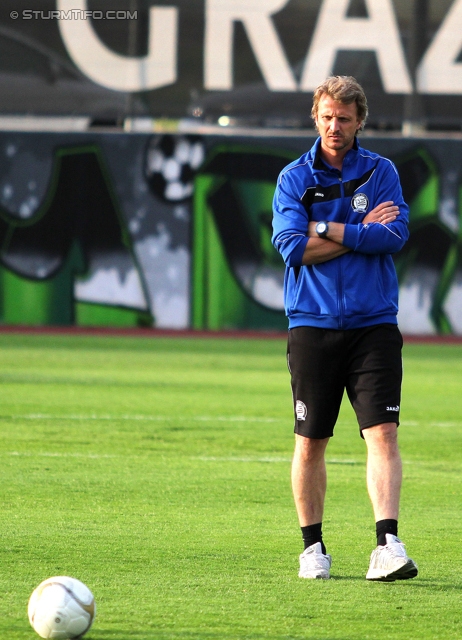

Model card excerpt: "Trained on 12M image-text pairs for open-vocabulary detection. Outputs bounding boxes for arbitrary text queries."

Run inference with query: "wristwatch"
[315,221,329,238]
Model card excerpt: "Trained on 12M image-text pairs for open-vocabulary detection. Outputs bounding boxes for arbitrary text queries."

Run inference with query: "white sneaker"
[299,542,332,579]
[366,534,418,582]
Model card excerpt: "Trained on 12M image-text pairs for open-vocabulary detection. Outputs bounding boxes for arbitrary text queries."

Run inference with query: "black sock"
[301,523,326,554]
[376,519,398,546]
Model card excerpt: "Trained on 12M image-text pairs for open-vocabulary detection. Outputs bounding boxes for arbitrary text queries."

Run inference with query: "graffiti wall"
[0,1,461,334]
[1,130,461,335]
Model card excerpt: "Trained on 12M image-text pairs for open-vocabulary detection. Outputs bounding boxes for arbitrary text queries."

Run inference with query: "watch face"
[317,222,327,234]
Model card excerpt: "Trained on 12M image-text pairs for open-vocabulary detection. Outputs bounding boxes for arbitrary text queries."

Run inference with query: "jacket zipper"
[337,172,344,329]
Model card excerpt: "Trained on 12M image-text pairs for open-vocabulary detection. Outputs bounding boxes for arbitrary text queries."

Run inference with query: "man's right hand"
[362,201,399,225]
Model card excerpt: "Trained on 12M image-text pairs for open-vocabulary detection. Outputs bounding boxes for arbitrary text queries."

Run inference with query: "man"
[272,76,418,582]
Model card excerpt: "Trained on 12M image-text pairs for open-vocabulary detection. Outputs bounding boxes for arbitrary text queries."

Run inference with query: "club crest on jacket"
[351,193,369,213]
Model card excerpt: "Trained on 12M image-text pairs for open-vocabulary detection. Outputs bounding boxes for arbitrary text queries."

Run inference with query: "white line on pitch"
[6,451,117,458]
[193,456,361,465]
[0,413,284,423]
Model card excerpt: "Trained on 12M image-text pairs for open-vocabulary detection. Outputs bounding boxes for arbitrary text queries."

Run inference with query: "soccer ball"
[144,134,205,202]
[28,576,96,639]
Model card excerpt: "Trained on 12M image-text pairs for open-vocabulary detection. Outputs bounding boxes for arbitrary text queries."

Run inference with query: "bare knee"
[294,434,329,463]
[363,423,399,455]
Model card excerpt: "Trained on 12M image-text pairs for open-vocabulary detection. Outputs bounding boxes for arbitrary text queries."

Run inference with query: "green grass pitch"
[0,331,461,639]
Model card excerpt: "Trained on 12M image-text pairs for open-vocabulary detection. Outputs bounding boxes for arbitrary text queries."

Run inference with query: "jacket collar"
[311,136,360,171]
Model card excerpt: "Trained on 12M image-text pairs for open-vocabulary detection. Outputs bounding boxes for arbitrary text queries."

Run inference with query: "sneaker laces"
[309,555,330,570]
[384,540,407,558]
[381,534,407,553]
[301,546,331,569]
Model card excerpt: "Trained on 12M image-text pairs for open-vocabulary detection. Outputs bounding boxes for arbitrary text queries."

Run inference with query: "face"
[314,94,362,155]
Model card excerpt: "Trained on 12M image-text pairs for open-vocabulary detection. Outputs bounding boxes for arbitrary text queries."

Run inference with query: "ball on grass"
[28,576,95,639]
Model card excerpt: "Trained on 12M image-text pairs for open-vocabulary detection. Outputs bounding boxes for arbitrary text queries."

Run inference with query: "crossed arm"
[302,201,400,265]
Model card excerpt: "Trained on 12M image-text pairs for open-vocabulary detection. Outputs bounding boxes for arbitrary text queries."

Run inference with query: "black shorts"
[287,324,403,439]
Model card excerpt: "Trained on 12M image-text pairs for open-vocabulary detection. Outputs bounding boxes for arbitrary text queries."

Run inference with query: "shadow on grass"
[388,578,462,590]
[318,574,462,591]
[91,633,346,640]
[359,577,462,590]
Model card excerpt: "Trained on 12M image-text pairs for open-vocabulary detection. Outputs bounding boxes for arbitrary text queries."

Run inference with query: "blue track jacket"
[272,137,409,330]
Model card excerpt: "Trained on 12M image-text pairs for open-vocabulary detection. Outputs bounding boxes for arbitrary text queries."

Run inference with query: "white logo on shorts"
[387,405,400,412]
[295,400,307,421]
[351,193,369,213]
